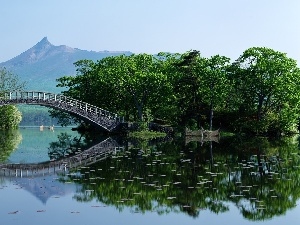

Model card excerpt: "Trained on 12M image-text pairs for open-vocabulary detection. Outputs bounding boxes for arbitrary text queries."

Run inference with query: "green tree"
[57,59,97,103]
[57,54,171,123]
[128,54,169,121]
[229,47,300,135]
[0,105,22,129]
[0,67,26,129]
[168,51,230,130]
[171,50,205,128]
[55,60,101,127]
[152,52,180,123]
[199,55,231,130]
[0,67,26,93]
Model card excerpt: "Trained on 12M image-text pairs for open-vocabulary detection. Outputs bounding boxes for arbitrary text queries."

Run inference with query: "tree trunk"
[209,101,213,131]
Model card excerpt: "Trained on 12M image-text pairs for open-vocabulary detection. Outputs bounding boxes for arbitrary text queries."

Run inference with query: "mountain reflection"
[60,135,300,220]
[0,175,78,204]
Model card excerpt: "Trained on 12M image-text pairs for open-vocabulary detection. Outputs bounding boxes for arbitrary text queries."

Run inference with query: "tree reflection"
[211,136,300,221]
[0,129,22,162]
[48,132,82,159]
[48,131,106,160]
[60,135,300,220]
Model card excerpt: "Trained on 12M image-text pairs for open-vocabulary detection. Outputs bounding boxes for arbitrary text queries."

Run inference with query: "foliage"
[0,105,22,129]
[0,67,26,129]
[0,67,26,93]
[48,108,79,127]
[55,47,300,136]
[128,130,166,139]
[229,47,300,135]
[198,54,231,130]
[56,55,172,123]
[17,105,59,126]
[170,50,205,128]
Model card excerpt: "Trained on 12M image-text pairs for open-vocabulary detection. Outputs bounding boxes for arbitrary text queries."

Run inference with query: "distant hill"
[0,37,132,92]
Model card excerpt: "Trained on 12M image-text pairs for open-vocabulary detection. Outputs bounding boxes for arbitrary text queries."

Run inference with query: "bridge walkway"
[0,91,125,132]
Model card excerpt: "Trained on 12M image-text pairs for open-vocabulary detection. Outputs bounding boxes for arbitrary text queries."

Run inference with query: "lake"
[1,127,300,225]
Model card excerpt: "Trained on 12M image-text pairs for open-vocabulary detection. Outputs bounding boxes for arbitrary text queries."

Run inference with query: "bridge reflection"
[0,137,124,177]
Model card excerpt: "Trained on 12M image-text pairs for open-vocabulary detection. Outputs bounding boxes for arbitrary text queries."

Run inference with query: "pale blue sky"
[1,0,299,63]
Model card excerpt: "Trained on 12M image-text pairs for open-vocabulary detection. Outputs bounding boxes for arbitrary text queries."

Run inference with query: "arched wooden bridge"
[0,91,125,132]
[0,137,124,177]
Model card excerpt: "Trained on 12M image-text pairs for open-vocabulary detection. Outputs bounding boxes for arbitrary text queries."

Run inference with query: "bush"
[0,105,22,129]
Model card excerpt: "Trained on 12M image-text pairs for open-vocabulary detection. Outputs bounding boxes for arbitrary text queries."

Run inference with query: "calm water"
[1,128,300,225]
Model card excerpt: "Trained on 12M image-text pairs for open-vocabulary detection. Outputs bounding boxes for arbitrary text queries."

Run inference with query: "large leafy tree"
[57,59,96,102]
[57,54,171,123]
[54,60,99,126]
[114,53,169,121]
[229,47,300,134]
[0,67,25,93]
[0,105,22,129]
[150,52,180,123]
[0,67,25,129]
[199,55,231,130]
[169,51,230,130]
[171,50,206,128]
[55,48,300,135]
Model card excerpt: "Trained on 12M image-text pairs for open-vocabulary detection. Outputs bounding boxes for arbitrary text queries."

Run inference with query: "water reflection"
[48,132,86,160]
[6,127,81,163]
[5,127,107,164]
[0,129,22,162]
[0,175,77,204]
[59,135,300,221]
[1,130,300,223]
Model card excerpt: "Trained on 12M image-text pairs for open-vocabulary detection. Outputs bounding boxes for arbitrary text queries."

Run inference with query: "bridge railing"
[0,91,125,125]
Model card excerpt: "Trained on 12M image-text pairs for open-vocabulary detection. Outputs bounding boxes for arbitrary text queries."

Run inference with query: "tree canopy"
[229,47,300,135]
[56,47,300,136]
[0,67,26,129]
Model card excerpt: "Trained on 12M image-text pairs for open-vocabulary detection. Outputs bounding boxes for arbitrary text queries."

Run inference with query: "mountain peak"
[40,36,50,43]
[34,37,53,49]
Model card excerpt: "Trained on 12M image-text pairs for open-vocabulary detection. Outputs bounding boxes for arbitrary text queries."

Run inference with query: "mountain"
[0,37,132,92]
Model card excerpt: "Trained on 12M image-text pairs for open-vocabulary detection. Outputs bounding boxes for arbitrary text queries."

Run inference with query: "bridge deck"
[0,91,125,131]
